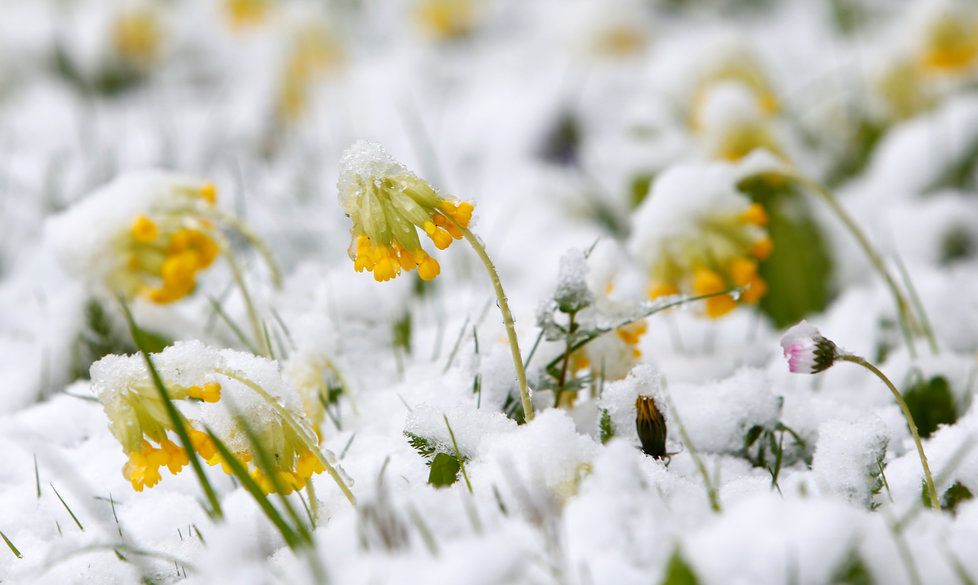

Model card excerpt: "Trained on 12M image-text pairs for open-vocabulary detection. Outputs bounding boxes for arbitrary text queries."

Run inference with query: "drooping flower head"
[780,320,839,374]
[47,172,232,304]
[629,163,771,318]
[92,341,330,494]
[338,140,474,282]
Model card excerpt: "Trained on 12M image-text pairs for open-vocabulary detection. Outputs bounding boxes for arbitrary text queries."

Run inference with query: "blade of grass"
[118,297,223,520]
[206,295,258,354]
[33,454,40,499]
[203,428,303,550]
[0,528,22,558]
[49,483,84,531]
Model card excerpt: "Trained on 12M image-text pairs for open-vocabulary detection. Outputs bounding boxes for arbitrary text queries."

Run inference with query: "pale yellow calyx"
[339,141,475,283]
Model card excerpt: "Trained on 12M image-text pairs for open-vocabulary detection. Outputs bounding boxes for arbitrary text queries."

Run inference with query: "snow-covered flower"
[92,342,327,494]
[275,17,344,124]
[414,0,478,41]
[44,171,276,305]
[695,81,783,162]
[110,4,163,70]
[224,0,273,29]
[629,163,771,318]
[779,321,839,374]
[910,1,978,75]
[684,36,779,129]
[338,140,474,282]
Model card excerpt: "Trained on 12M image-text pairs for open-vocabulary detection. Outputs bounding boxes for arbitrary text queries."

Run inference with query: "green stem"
[554,311,577,408]
[226,251,271,358]
[212,210,283,288]
[217,369,357,506]
[838,355,939,510]
[305,482,319,526]
[788,175,921,356]
[457,227,534,422]
[661,390,721,513]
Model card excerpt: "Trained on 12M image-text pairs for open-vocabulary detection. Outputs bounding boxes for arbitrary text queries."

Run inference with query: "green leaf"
[737,177,834,328]
[903,375,957,439]
[599,409,614,445]
[428,453,461,488]
[660,550,699,585]
[934,481,974,514]
[630,174,654,208]
[392,311,412,354]
[831,549,874,585]
[405,432,438,461]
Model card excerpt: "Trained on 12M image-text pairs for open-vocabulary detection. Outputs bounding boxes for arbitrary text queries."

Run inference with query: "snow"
[1,0,978,583]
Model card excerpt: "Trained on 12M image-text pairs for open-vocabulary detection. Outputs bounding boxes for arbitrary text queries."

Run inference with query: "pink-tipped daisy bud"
[780,320,838,374]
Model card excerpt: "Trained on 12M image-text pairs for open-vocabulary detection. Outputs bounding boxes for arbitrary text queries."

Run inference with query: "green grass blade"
[49,483,84,531]
[117,297,224,520]
[203,428,303,549]
[0,528,22,558]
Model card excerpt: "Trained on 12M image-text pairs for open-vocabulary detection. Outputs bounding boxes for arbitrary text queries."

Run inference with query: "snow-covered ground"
[1,0,977,583]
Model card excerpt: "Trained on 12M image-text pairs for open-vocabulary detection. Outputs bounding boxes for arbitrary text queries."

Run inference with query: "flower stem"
[789,175,925,356]
[457,227,534,422]
[661,389,721,513]
[837,354,939,510]
[217,369,357,506]
[225,250,271,358]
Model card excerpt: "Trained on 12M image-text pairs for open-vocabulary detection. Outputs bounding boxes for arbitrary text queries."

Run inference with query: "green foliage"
[405,432,438,461]
[660,550,699,585]
[902,375,957,439]
[930,481,975,514]
[599,409,614,444]
[831,550,874,585]
[428,453,461,488]
[630,174,654,208]
[941,226,975,264]
[73,299,170,380]
[737,177,834,328]
[392,311,412,355]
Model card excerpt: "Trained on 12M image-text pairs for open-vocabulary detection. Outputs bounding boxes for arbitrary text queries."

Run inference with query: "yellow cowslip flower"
[225,0,272,29]
[916,5,978,73]
[414,0,476,41]
[631,164,772,320]
[338,140,475,283]
[48,172,231,305]
[688,42,779,131]
[93,341,330,495]
[275,21,344,123]
[111,7,162,69]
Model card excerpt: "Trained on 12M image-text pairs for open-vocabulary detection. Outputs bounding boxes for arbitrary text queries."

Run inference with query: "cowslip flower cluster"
[414,0,477,41]
[629,164,772,318]
[663,36,782,162]
[110,5,162,70]
[338,140,474,283]
[92,341,327,494]
[46,171,228,304]
[874,2,978,120]
[276,18,344,124]
[224,0,272,29]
